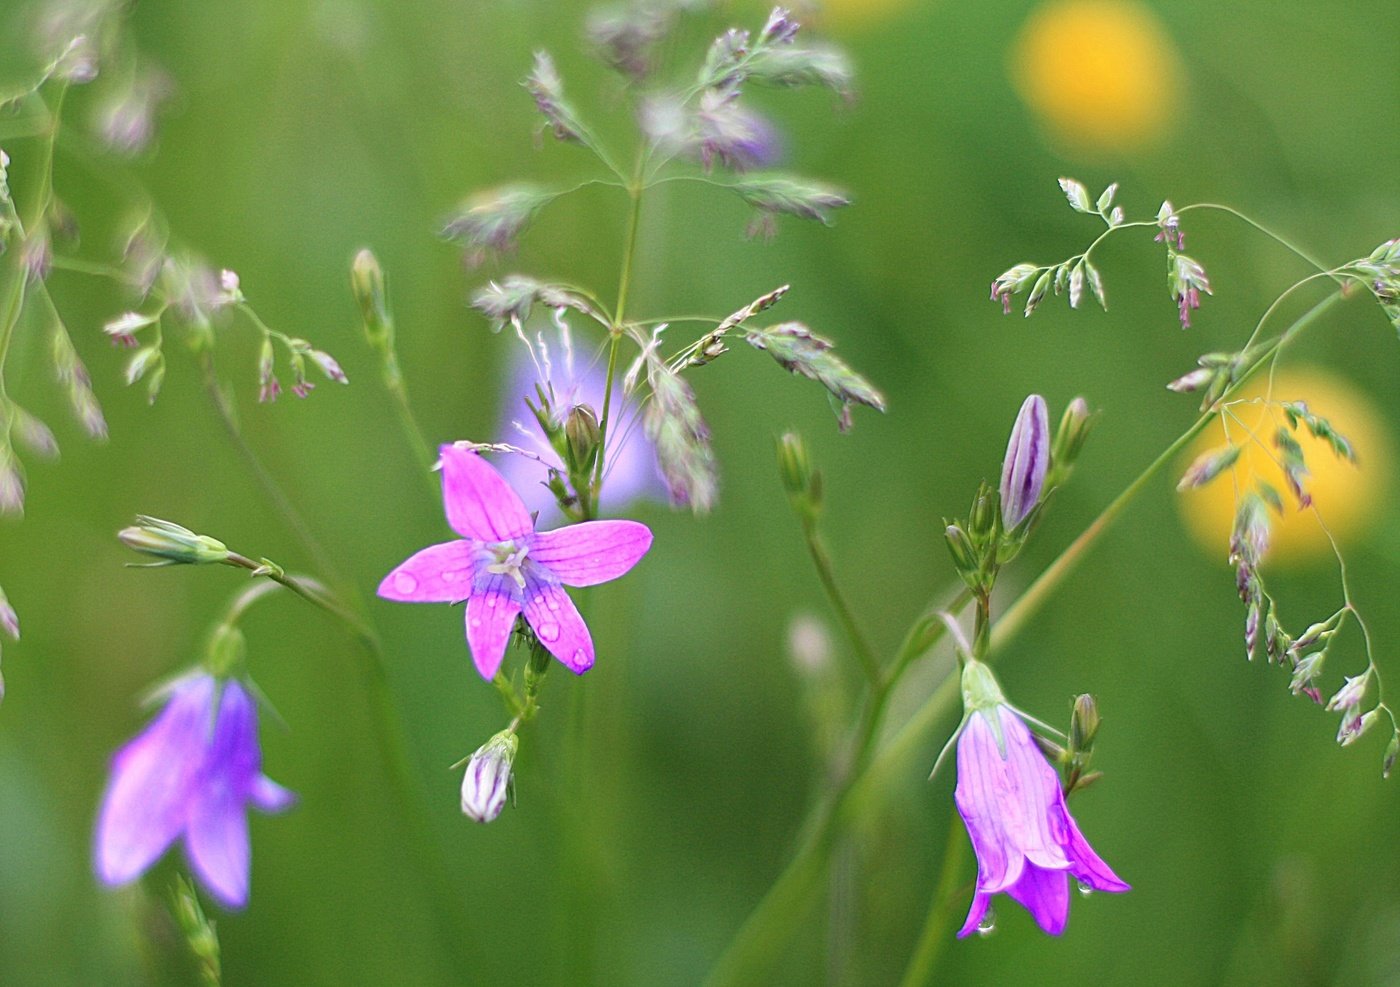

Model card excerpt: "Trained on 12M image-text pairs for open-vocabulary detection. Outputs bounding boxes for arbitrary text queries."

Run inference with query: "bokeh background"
[0,0,1397,984]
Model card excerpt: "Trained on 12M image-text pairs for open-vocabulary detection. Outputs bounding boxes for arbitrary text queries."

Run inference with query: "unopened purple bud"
[307,349,348,384]
[1000,395,1049,529]
[461,730,517,823]
[0,585,18,641]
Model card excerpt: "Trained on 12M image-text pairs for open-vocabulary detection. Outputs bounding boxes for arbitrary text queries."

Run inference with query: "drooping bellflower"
[378,446,653,679]
[953,660,1129,936]
[94,674,294,909]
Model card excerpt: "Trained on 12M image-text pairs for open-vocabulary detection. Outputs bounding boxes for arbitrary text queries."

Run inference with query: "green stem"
[801,520,880,685]
[898,814,970,987]
[197,351,343,585]
[989,290,1341,656]
[709,290,1346,983]
[384,369,435,477]
[591,146,647,513]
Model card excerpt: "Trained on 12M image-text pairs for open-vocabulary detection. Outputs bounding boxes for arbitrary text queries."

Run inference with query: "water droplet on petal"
[547,595,561,611]
[1077,881,1093,898]
[572,649,587,666]
[486,597,497,608]
[394,572,419,594]
[976,910,997,938]
[443,570,457,583]
[468,617,482,629]
[537,622,559,642]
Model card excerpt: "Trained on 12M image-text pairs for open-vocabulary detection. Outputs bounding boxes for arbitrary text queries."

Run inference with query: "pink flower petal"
[377,540,477,602]
[184,788,251,910]
[522,579,594,674]
[250,775,297,814]
[439,446,533,542]
[465,576,521,679]
[1005,864,1070,936]
[957,890,992,939]
[1064,812,1131,893]
[94,675,214,886]
[530,520,653,587]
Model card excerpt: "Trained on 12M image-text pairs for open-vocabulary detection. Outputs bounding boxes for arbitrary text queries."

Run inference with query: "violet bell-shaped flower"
[953,660,1129,937]
[495,322,663,522]
[378,446,654,679]
[94,674,295,909]
[999,394,1049,529]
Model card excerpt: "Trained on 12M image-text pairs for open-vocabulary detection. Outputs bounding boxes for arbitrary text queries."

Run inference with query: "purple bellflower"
[94,674,294,910]
[1000,394,1049,529]
[495,321,662,523]
[954,660,1129,937]
[378,446,654,679]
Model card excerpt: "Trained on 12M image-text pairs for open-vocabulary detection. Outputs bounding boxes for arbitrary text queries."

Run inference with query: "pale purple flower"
[955,703,1129,937]
[999,394,1049,529]
[94,674,294,909]
[378,446,653,679]
[496,324,662,522]
[461,730,518,823]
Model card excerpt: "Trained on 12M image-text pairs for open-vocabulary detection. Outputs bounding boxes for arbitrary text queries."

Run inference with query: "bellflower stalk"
[378,446,653,678]
[954,660,1129,936]
[94,673,295,909]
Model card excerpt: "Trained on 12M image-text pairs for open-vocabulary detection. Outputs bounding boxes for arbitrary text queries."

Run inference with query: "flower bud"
[118,516,230,566]
[1051,397,1093,474]
[564,404,601,475]
[461,730,518,824]
[777,431,812,498]
[944,523,979,578]
[0,584,18,641]
[1000,395,1049,529]
[1070,694,1100,754]
[351,248,393,348]
[969,482,999,542]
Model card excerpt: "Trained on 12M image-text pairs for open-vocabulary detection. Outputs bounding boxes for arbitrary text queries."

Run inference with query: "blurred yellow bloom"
[1010,0,1184,153]
[1178,369,1392,567]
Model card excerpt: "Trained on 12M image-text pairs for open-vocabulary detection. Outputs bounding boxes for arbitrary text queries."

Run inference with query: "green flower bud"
[1070,694,1100,754]
[351,248,392,349]
[564,404,601,475]
[118,516,230,566]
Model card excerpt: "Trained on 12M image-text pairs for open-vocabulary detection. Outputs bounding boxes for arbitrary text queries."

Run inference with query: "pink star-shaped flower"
[378,445,653,678]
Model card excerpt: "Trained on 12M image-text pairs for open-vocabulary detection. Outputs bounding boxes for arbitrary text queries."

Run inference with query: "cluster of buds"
[946,395,1091,590]
[1344,237,1400,333]
[1033,694,1104,797]
[257,332,347,403]
[1155,202,1212,328]
[441,184,554,268]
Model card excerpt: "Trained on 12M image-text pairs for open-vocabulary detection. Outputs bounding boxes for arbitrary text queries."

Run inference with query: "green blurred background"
[0,0,1397,984]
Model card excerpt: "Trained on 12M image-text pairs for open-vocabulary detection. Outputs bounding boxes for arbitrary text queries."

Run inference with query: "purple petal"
[957,890,993,939]
[94,675,215,887]
[250,775,297,814]
[997,707,1071,871]
[954,711,1021,892]
[465,575,521,679]
[377,540,477,602]
[521,577,594,674]
[1005,863,1070,936]
[184,789,251,909]
[1064,811,1131,893]
[530,520,653,587]
[439,446,533,542]
[183,681,261,909]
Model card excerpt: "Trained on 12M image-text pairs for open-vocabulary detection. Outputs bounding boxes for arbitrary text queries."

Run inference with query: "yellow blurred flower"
[1010,0,1185,154]
[1177,368,1393,567]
